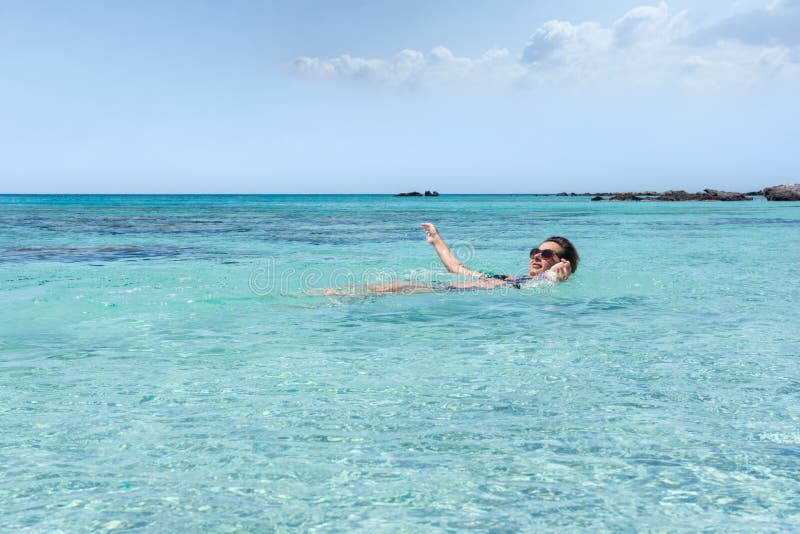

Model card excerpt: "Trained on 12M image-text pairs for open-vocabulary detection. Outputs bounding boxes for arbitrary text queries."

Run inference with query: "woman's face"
[529,241,566,276]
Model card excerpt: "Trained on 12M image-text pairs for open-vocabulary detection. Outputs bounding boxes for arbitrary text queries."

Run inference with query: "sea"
[1,194,798,531]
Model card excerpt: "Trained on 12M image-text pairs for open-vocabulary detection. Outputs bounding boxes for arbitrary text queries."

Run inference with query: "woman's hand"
[420,222,484,278]
[544,259,572,282]
[421,222,440,244]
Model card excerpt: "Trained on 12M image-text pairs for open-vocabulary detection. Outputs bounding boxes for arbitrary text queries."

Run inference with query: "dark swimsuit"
[484,273,533,289]
[442,271,538,292]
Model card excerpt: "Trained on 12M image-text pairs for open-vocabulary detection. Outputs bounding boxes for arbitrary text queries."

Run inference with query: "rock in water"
[701,189,752,201]
[763,184,800,201]
[609,193,642,201]
[657,190,702,201]
[590,189,752,202]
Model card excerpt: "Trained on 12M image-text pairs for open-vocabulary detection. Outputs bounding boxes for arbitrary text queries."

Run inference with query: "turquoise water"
[1,194,799,531]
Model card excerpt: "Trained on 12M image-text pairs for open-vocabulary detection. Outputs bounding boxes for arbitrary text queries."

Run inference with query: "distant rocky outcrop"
[610,193,643,201]
[763,184,800,201]
[395,190,440,197]
[626,191,658,196]
[699,189,751,201]
[591,192,651,201]
[656,190,702,201]
[591,189,752,201]
[576,195,636,200]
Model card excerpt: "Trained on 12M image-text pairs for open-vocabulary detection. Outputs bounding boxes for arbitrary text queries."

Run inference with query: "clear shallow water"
[1,194,799,531]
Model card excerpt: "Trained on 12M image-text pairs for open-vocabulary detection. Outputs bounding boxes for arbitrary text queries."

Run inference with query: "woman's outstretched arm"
[421,223,486,278]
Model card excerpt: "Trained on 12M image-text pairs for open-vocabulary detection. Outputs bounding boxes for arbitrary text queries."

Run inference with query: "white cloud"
[613,1,674,47]
[521,21,612,65]
[293,2,800,91]
[293,46,518,90]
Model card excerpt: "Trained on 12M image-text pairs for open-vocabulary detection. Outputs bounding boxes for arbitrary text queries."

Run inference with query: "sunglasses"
[530,248,560,260]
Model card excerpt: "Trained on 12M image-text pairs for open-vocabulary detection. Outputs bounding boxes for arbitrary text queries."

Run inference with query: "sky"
[0,0,798,193]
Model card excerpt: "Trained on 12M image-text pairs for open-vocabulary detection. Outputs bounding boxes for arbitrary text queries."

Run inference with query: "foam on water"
[1,195,799,531]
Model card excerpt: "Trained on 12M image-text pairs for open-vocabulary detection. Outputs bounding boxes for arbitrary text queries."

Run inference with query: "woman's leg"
[320,280,435,296]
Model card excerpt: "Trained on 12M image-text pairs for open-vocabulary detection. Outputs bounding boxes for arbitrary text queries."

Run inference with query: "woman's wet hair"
[543,236,580,273]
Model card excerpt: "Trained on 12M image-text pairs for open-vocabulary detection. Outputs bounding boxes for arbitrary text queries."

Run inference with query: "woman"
[421,222,578,289]
[324,223,579,296]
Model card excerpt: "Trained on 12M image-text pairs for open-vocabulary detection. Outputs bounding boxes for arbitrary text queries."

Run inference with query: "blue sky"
[1,0,798,193]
